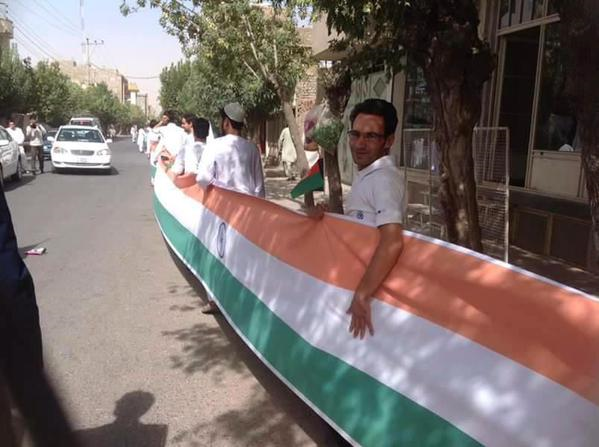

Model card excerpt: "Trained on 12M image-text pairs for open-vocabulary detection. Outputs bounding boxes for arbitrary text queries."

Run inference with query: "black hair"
[163,110,177,122]
[193,117,210,140]
[182,112,196,124]
[149,119,158,127]
[349,99,398,137]
[220,109,244,131]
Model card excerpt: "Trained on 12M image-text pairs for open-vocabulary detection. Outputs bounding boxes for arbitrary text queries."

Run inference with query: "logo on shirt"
[217,222,227,259]
[356,210,364,220]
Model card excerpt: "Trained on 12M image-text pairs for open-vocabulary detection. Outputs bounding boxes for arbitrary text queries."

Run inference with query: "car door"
[0,128,18,177]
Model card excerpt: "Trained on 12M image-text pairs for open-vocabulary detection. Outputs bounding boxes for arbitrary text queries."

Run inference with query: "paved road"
[5,140,342,446]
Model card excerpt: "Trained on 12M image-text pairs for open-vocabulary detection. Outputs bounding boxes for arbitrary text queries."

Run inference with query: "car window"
[57,129,104,143]
[0,128,10,141]
[71,120,93,127]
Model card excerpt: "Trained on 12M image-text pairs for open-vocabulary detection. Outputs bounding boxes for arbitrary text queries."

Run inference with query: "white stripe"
[155,171,599,447]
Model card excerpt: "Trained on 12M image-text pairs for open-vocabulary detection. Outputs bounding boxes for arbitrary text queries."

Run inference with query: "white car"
[51,126,113,172]
[0,125,23,187]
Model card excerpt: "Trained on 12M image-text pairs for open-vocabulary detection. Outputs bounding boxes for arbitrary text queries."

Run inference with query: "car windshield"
[57,129,103,143]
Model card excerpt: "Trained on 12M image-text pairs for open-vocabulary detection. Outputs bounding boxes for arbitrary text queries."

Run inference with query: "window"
[57,129,104,143]
[403,64,432,129]
[500,0,546,28]
[534,24,578,151]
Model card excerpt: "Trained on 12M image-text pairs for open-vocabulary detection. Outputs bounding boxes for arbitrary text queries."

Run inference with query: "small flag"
[290,159,324,199]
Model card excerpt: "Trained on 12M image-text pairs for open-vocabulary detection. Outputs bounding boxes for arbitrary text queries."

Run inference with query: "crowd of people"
[145,99,407,338]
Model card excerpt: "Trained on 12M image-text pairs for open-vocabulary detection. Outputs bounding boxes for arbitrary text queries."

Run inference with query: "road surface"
[5,139,343,446]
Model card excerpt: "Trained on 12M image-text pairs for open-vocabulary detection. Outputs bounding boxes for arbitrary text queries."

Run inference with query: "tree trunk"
[556,0,599,269]
[281,100,309,176]
[324,149,344,214]
[427,75,484,252]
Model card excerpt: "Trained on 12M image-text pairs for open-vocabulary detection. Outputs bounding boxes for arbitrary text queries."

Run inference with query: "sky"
[6,0,185,110]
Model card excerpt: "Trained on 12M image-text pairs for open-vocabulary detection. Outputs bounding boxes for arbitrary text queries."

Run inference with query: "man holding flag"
[305,99,406,340]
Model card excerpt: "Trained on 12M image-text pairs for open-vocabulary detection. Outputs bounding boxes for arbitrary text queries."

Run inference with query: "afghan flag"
[290,159,324,198]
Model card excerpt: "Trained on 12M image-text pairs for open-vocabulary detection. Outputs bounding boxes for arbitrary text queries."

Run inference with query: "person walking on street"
[6,121,26,173]
[25,119,44,174]
[278,126,297,180]
[136,125,146,153]
[130,125,137,143]
[195,102,265,314]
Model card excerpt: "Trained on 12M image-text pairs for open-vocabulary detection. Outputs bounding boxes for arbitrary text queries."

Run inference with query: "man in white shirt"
[310,99,406,339]
[25,119,45,174]
[169,115,209,188]
[6,121,26,173]
[152,110,187,165]
[196,102,265,198]
[278,126,297,180]
[196,103,265,314]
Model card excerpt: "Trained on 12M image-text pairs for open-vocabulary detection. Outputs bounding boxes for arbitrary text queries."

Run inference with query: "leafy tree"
[553,0,599,267]
[30,61,75,127]
[159,60,191,112]
[285,0,495,251]
[121,0,313,177]
[0,48,36,118]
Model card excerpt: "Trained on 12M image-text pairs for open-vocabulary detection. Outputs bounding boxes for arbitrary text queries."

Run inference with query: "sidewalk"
[264,168,599,297]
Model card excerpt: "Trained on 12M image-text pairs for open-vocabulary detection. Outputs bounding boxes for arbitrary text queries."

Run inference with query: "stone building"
[57,60,130,104]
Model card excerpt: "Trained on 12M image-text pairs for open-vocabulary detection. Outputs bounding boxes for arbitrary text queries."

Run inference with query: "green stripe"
[154,195,481,447]
[151,165,157,179]
[290,172,324,198]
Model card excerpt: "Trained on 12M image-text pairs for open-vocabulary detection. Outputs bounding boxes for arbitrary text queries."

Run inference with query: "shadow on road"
[52,166,120,176]
[75,391,167,447]
[2,174,36,192]
[164,239,348,446]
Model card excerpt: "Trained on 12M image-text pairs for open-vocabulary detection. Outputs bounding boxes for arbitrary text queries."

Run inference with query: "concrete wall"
[58,60,129,103]
[0,17,13,51]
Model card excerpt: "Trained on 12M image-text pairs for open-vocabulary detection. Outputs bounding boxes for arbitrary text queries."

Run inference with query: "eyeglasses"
[347,130,386,142]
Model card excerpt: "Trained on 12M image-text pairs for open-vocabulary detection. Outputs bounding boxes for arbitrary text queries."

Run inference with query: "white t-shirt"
[172,139,205,175]
[7,127,25,145]
[155,123,186,157]
[196,134,265,198]
[346,155,406,227]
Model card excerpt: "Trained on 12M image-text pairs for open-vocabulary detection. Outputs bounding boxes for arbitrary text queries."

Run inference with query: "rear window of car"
[57,129,104,143]
[70,119,94,126]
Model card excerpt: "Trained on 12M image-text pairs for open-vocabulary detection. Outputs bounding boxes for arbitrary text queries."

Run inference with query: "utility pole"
[81,37,104,86]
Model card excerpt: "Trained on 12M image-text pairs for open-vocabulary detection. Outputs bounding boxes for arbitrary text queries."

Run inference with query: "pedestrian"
[146,119,160,159]
[169,115,210,187]
[0,185,78,446]
[153,110,186,165]
[130,125,137,143]
[25,119,44,174]
[308,99,406,339]
[6,121,26,173]
[136,125,146,153]
[195,102,265,314]
[278,126,297,180]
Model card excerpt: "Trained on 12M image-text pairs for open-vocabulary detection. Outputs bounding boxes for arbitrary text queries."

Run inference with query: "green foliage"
[29,61,76,127]
[0,48,36,118]
[312,119,343,154]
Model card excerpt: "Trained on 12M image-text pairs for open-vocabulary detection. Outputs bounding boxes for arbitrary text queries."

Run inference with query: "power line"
[36,0,81,32]
[13,27,57,61]
[27,0,81,35]
[8,13,65,60]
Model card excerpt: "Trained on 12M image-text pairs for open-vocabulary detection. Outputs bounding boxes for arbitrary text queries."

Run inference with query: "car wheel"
[11,158,23,182]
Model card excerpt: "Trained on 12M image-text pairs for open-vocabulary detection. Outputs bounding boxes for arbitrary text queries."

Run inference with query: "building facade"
[58,60,130,103]
[312,0,594,270]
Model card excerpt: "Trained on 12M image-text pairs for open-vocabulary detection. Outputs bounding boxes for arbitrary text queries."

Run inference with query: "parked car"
[51,126,113,173]
[0,125,23,187]
[43,130,57,160]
